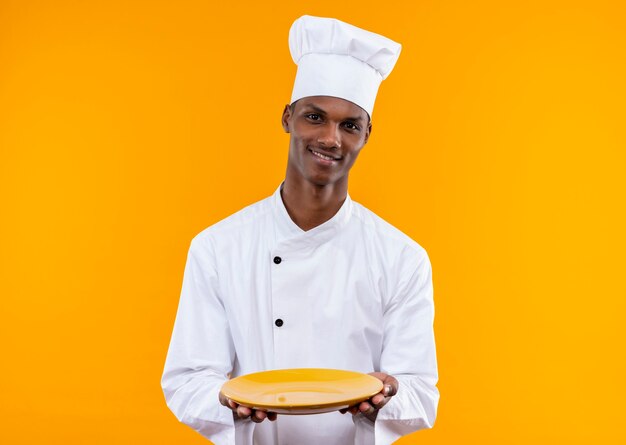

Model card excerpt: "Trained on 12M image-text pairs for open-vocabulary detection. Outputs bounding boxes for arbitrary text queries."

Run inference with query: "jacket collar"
[272,183,353,252]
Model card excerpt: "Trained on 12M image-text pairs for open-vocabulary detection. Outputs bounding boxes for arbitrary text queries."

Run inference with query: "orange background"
[1,1,625,443]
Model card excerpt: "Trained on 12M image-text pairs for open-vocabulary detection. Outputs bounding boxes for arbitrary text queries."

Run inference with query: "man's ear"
[281,104,292,133]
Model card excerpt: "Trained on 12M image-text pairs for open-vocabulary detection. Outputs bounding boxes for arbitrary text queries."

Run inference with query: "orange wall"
[1,1,624,444]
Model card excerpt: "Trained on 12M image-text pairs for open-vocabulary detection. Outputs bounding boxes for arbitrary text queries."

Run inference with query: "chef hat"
[289,15,402,117]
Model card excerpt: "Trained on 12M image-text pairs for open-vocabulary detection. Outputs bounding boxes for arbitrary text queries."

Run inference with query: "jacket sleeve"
[372,248,440,444]
[161,234,239,444]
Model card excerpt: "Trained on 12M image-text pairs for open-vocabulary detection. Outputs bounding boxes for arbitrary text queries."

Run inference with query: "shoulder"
[350,200,428,261]
[190,194,274,251]
[349,201,432,306]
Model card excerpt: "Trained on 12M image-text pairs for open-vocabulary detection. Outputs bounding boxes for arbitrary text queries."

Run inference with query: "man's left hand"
[340,372,398,422]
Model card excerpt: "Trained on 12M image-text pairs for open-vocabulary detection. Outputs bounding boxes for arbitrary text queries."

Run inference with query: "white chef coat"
[162,184,439,445]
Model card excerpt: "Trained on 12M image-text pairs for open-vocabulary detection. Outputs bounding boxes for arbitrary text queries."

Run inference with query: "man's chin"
[306,174,346,189]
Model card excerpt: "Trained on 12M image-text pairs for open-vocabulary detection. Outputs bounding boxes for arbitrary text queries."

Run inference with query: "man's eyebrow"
[303,104,366,123]
[344,115,366,123]
[302,104,327,115]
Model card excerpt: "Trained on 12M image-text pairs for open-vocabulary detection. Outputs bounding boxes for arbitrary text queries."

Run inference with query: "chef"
[162,15,439,445]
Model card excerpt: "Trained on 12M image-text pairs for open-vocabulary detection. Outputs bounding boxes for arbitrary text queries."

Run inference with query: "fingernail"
[384,384,391,395]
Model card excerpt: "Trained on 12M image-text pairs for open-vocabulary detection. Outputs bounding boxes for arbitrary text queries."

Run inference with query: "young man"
[162,15,439,445]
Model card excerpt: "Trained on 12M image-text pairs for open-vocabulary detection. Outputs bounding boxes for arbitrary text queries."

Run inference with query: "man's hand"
[219,391,277,423]
[340,372,398,422]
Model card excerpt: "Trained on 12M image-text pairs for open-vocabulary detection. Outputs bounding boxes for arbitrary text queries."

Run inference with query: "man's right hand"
[219,391,278,423]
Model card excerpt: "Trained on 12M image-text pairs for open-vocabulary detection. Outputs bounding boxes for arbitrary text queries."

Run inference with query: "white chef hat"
[289,15,402,117]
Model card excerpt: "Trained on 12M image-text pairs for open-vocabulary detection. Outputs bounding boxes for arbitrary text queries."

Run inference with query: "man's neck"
[280,178,348,231]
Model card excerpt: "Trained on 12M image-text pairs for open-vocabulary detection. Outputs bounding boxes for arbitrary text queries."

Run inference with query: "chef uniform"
[162,15,439,445]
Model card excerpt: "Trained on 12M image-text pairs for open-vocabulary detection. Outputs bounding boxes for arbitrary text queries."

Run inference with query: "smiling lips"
[309,148,341,162]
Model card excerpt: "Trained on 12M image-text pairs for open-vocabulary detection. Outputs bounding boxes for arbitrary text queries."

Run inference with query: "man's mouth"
[308,148,341,161]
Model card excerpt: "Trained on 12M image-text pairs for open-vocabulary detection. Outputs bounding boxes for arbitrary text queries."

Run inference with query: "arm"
[377,249,439,442]
[161,235,238,443]
[353,248,439,444]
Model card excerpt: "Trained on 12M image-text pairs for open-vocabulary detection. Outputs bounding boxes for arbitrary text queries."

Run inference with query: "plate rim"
[220,368,383,412]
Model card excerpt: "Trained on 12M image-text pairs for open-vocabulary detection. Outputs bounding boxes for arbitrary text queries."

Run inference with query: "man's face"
[282,96,371,188]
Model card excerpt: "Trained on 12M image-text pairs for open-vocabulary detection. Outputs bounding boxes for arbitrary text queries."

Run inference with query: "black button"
[273,256,282,264]
[275,319,284,327]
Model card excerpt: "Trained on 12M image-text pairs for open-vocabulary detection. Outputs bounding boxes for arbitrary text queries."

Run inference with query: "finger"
[343,403,358,415]
[369,373,397,396]
[383,384,392,396]
[382,377,398,397]
[369,371,386,381]
[227,399,239,410]
[267,412,278,422]
[236,405,252,419]
[218,392,229,407]
[372,396,391,410]
[371,393,385,406]
[359,401,375,415]
[251,410,267,423]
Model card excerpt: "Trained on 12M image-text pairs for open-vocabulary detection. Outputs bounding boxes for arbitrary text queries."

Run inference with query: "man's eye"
[306,113,321,121]
[344,122,360,131]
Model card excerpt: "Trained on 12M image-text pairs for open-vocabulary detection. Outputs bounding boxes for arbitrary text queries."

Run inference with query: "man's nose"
[317,124,341,149]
